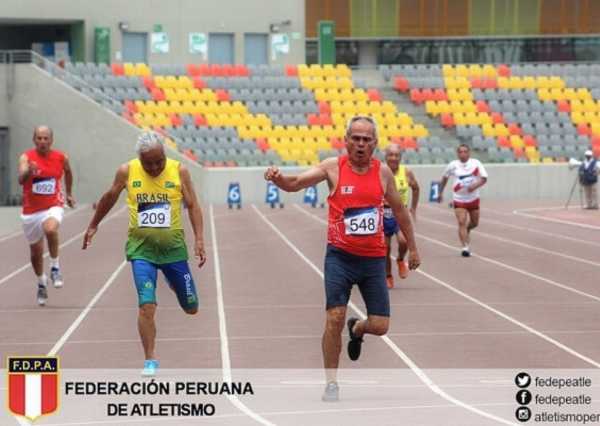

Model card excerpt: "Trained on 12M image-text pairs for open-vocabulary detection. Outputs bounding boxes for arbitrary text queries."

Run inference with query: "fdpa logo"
[7,356,60,421]
[341,186,354,195]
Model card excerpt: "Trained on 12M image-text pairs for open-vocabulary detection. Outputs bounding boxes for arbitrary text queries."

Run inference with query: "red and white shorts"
[453,199,480,211]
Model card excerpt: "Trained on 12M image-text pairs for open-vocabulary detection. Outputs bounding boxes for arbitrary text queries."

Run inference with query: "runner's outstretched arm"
[407,169,419,219]
[179,165,206,268]
[82,164,128,249]
[383,166,420,270]
[264,158,335,192]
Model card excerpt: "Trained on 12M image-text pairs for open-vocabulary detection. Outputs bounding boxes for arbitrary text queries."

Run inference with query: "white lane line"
[418,230,600,304]
[48,261,127,355]
[423,204,600,248]
[13,259,127,426]
[513,208,600,231]
[208,204,276,426]
[0,204,90,243]
[0,206,126,287]
[7,328,600,347]
[296,204,600,304]
[38,402,515,426]
[419,215,600,268]
[293,204,600,369]
[255,204,516,426]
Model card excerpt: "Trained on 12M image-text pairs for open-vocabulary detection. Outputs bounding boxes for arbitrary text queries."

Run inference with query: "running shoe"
[347,317,363,361]
[37,285,48,306]
[397,259,409,279]
[386,275,394,289]
[461,248,471,257]
[321,382,339,402]
[50,267,63,288]
[141,359,159,377]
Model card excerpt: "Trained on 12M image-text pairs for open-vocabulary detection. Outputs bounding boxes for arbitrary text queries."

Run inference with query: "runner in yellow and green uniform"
[82,132,206,376]
[383,144,420,288]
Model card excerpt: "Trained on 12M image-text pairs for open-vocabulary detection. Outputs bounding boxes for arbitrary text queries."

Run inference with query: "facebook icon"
[516,390,532,405]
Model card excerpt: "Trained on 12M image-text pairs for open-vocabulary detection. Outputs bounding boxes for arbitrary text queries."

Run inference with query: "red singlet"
[22,149,65,214]
[327,155,386,257]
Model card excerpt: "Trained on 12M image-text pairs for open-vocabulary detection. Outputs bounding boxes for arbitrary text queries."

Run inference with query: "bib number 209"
[138,203,171,228]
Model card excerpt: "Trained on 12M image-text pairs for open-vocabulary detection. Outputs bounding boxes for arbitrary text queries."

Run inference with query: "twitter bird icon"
[515,372,531,388]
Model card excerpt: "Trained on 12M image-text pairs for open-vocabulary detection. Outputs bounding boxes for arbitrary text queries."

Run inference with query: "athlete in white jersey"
[438,144,488,257]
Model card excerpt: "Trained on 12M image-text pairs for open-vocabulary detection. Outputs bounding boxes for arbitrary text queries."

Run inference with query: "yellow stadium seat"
[522,76,536,90]
[455,64,469,78]
[413,125,428,138]
[468,64,482,78]
[123,63,135,76]
[537,88,551,102]
[482,65,497,78]
[577,88,592,101]
[425,101,440,116]
[442,64,455,78]
[453,113,467,126]
[542,157,554,164]
[336,64,352,78]
[135,63,151,77]
[549,88,565,101]
[549,77,565,89]
[297,64,310,77]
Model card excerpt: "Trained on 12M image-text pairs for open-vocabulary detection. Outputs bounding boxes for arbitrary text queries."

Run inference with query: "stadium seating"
[60,62,432,167]
[383,63,600,163]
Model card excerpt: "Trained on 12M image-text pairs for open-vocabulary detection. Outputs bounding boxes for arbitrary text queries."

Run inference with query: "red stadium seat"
[367,89,382,102]
[210,64,223,76]
[256,138,269,151]
[497,64,511,77]
[557,100,570,113]
[440,113,454,128]
[234,65,249,76]
[393,76,409,92]
[410,89,424,104]
[508,123,522,136]
[470,77,482,89]
[330,137,345,149]
[215,89,230,101]
[192,77,206,89]
[222,64,235,76]
[318,101,331,114]
[142,76,155,89]
[194,114,207,126]
[198,64,210,76]
[491,112,504,124]
[187,64,202,77]
[482,79,498,89]
[170,113,183,126]
[433,89,448,101]
[307,114,320,126]
[151,88,165,101]
[497,136,511,148]
[523,135,537,147]
[577,123,591,136]
[476,100,490,113]
[111,63,124,76]
[285,65,298,76]
[124,100,137,113]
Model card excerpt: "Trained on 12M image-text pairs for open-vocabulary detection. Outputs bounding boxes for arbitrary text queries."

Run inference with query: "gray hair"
[136,131,164,154]
[345,115,378,140]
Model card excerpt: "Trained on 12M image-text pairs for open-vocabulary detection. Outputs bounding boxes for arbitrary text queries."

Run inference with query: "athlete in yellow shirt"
[383,144,419,288]
[82,132,206,376]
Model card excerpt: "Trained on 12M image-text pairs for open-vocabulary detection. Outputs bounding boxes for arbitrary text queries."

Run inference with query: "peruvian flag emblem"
[7,357,59,421]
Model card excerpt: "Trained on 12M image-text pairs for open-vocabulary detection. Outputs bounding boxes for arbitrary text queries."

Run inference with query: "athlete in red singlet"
[265,116,420,402]
[18,126,75,306]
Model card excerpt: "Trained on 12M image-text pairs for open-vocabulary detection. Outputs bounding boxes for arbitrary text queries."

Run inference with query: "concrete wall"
[6,63,204,202]
[197,163,576,205]
[0,0,305,65]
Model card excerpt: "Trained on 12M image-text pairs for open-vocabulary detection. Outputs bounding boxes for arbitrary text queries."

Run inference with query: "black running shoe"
[347,317,363,361]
